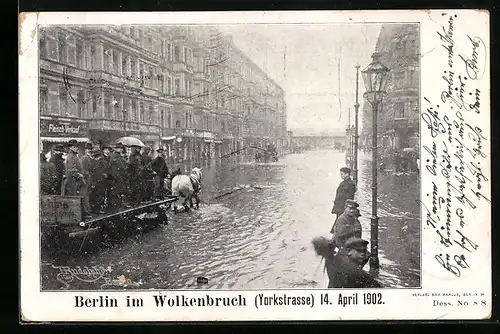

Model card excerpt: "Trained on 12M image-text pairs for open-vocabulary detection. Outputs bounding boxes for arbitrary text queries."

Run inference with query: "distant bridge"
[291,134,346,151]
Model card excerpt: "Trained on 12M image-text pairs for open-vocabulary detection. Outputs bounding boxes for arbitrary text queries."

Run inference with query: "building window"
[76,40,84,68]
[149,105,154,124]
[159,75,164,94]
[148,66,154,88]
[130,27,135,39]
[59,86,68,116]
[139,63,144,85]
[175,120,181,128]
[67,37,76,66]
[58,32,67,63]
[185,112,189,128]
[167,109,172,128]
[113,51,119,74]
[105,95,112,119]
[148,35,153,51]
[395,102,405,118]
[77,90,85,118]
[167,43,172,61]
[393,71,405,89]
[103,48,111,72]
[174,78,180,96]
[140,103,145,123]
[40,32,47,59]
[121,56,127,76]
[92,93,97,116]
[40,87,48,115]
[131,99,136,121]
[130,59,136,78]
[167,77,172,95]
[174,45,180,62]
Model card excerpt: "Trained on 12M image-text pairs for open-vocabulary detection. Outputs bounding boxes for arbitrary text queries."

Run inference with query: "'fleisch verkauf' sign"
[40,118,88,137]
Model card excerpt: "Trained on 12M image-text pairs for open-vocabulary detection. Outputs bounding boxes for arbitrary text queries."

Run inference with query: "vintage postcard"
[19,10,491,321]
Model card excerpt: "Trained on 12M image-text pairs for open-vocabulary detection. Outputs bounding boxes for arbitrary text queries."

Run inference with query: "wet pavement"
[41,149,420,290]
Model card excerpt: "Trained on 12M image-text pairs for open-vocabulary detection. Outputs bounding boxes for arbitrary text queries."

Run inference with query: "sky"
[218,24,382,134]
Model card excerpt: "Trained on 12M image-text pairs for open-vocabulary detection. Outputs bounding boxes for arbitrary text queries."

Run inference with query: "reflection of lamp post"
[361,52,390,273]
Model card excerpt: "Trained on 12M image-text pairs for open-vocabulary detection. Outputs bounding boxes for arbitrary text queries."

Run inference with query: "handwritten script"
[421,13,489,278]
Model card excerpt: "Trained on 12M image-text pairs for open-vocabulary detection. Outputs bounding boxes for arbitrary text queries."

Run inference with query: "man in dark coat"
[90,149,107,214]
[107,143,128,212]
[331,167,356,221]
[80,142,94,217]
[140,146,154,202]
[312,236,381,288]
[49,145,65,195]
[64,139,84,196]
[128,145,144,205]
[330,199,363,247]
[151,147,169,200]
[101,145,113,211]
[40,153,57,195]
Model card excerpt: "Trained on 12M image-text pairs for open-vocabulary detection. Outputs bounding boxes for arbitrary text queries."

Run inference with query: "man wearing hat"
[312,235,381,288]
[108,142,128,211]
[80,142,94,217]
[49,144,66,195]
[331,166,356,221]
[128,145,144,205]
[151,147,169,200]
[140,146,154,202]
[64,139,85,196]
[330,199,362,247]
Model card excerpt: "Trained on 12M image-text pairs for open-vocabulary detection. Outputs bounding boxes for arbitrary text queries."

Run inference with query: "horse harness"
[189,174,201,193]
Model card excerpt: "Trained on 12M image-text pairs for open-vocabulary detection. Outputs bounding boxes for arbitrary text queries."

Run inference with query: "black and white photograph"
[37,22,421,291]
[20,10,491,321]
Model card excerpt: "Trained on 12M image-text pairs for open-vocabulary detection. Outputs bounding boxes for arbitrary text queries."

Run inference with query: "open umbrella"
[115,136,145,147]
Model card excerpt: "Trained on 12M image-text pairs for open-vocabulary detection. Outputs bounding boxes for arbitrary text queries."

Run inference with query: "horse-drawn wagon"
[40,194,177,255]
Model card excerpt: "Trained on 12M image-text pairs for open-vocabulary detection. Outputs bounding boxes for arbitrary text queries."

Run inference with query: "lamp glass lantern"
[361,52,390,104]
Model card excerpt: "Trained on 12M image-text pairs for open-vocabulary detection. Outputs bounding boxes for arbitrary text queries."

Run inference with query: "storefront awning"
[204,139,213,143]
[41,137,89,143]
[162,136,176,141]
[214,140,222,144]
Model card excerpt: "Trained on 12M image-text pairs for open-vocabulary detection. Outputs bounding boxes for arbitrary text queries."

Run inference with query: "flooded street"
[42,149,420,290]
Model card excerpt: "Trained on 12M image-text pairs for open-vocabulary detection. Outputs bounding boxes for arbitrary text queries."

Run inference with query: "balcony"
[158,59,173,71]
[89,118,160,134]
[87,71,158,96]
[40,59,88,79]
[173,62,194,74]
[389,117,419,130]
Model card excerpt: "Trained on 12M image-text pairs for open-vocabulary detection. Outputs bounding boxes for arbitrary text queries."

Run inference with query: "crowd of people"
[40,139,177,219]
[312,166,382,289]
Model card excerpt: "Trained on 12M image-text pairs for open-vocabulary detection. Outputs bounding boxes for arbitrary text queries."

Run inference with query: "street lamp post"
[361,52,390,273]
[353,65,360,185]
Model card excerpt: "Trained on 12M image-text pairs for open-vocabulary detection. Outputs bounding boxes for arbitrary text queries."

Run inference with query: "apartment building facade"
[360,24,420,151]
[39,25,287,163]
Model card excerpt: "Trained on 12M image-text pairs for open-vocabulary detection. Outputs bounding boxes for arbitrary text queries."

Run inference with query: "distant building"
[361,24,420,151]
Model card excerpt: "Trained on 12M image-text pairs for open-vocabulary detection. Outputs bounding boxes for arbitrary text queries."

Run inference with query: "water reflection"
[41,149,420,290]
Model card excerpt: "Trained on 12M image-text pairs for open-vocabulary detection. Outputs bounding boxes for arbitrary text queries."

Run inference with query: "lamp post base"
[370,215,380,274]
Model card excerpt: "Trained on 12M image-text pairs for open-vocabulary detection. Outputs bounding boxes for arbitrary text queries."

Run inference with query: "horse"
[169,167,203,212]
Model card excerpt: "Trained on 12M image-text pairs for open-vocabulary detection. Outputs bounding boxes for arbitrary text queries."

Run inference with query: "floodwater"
[41,149,420,290]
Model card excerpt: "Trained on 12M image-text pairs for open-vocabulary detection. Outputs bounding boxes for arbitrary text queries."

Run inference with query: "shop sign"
[40,118,88,138]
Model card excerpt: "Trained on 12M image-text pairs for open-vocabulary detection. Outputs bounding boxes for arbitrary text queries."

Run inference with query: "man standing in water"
[331,167,356,223]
